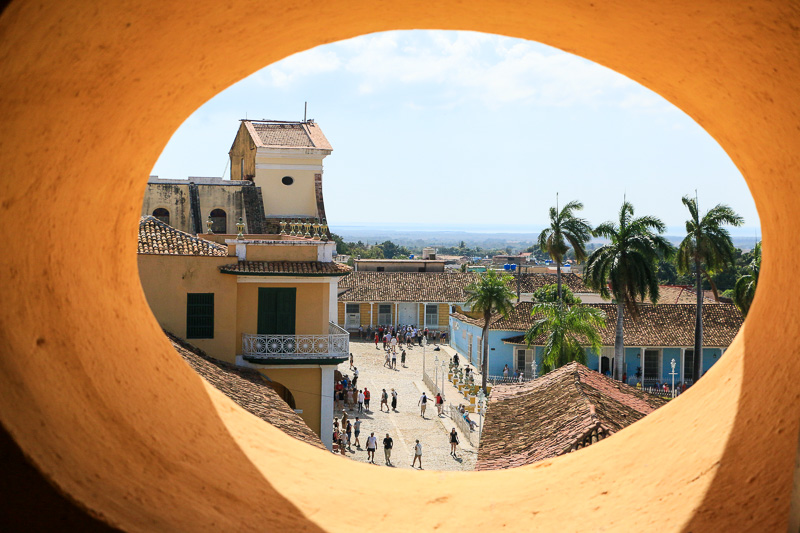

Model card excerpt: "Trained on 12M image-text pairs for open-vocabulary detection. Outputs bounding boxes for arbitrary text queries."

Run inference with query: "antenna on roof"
[304,101,307,122]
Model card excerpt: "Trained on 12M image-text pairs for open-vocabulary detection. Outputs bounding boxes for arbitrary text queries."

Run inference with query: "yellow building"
[138,216,350,449]
[142,118,333,235]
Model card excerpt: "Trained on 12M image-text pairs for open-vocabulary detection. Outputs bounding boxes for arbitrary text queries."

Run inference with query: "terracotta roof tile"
[245,120,332,151]
[476,362,666,470]
[168,332,325,449]
[516,273,593,293]
[493,302,743,347]
[138,216,228,257]
[220,261,351,276]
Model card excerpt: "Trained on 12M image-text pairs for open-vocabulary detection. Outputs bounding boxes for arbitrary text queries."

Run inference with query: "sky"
[150,30,760,236]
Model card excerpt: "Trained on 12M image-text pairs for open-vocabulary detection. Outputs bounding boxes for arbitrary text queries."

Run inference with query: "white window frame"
[425,303,438,328]
[377,304,392,326]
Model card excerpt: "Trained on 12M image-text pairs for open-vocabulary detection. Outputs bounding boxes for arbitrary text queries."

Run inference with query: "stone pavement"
[332,338,484,471]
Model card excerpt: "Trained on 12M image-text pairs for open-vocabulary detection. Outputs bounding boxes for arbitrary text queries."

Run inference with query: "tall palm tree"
[585,201,672,381]
[538,196,593,301]
[524,302,606,373]
[464,270,516,393]
[733,241,761,317]
[678,195,744,381]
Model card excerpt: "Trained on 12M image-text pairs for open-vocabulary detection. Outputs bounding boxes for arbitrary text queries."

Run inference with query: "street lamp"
[441,359,447,398]
[670,358,677,398]
[434,354,439,393]
[422,337,428,378]
[477,389,487,448]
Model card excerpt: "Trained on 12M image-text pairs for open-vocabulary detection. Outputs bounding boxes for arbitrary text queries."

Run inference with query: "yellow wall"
[244,244,317,262]
[337,302,345,324]
[137,254,238,362]
[254,160,320,218]
[258,367,321,437]
[235,281,330,353]
[438,304,450,328]
[140,183,193,233]
[229,122,256,180]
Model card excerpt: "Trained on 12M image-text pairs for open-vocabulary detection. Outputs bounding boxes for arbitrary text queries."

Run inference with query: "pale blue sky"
[151,30,759,235]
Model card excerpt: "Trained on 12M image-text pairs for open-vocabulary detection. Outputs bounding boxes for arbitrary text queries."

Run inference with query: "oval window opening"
[282,176,294,185]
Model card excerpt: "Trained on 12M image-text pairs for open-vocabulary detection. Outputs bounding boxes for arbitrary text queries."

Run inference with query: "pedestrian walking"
[363,387,371,411]
[354,417,361,448]
[411,439,423,469]
[345,419,352,448]
[366,432,377,464]
[435,392,444,417]
[391,351,397,369]
[380,389,389,412]
[418,392,429,418]
[349,352,354,370]
[357,389,365,412]
[450,428,459,457]
[384,351,391,368]
[375,332,379,349]
[391,388,397,411]
[401,349,406,367]
[383,433,394,466]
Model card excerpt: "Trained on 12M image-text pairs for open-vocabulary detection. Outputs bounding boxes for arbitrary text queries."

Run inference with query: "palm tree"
[733,241,761,317]
[524,302,606,373]
[585,201,672,381]
[677,195,743,382]
[538,196,593,301]
[464,269,516,392]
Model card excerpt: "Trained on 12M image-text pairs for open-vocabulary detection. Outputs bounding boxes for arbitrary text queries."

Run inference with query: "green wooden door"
[257,288,296,335]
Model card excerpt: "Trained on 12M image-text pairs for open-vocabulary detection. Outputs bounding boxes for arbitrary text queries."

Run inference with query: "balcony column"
[320,365,335,450]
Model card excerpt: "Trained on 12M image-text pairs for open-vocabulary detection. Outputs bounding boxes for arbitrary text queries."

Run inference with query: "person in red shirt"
[363,387,371,412]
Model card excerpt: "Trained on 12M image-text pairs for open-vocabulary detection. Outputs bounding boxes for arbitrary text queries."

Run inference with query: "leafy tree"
[734,241,761,317]
[464,270,516,392]
[537,196,593,301]
[657,259,679,285]
[531,283,581,304]
[585,201,672,380]
[677,195,743,381]
[524,303,606,372]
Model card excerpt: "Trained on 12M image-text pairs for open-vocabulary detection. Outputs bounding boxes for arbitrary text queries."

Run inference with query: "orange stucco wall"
[0,1,798,531]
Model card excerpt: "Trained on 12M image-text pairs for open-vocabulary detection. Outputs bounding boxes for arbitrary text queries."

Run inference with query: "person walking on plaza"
[384,350,391,368]
[375,331,379,349]
[383,433,394,466]
[435,392,444,417]
[380,389,389,412]
[349,352,354,370]
[353,417,362,448]
[401,349,406,367]
[450,428,459,457]
[391,350,397,369]
[418,392,429,418]
[411,439,423,469]
[345,419,352,449]
[391,388,398,411]
[366,432,377,464]
[363,387,371,411]
[357,389,365,413]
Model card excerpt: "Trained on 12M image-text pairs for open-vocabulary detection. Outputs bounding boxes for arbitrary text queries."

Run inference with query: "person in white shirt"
[357,390,365,413]
[390,336,397,354]
[418,392,429,418]
[366,432,378,464]
[411,439,423,469]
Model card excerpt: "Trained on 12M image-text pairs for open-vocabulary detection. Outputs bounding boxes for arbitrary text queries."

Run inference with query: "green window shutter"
[187,293,214,339]
[257,288,296,335]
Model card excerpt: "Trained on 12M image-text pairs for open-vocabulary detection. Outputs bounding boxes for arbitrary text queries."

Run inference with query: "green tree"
[585,201,672,380]
[734,241,761,317]
[531,283,582,304]
[464,270,516,392]
[677,195,743,381]
[524,303,606,373]
[537,197,593,301]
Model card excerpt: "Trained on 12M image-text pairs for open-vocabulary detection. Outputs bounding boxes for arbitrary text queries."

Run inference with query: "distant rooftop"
[242,119,332,151]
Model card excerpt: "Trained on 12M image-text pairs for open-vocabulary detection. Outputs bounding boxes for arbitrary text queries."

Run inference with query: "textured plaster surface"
[0,0,799,531]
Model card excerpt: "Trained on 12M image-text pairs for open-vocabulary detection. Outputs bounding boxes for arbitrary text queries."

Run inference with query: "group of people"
[417,391,445,418]
[358,324,448,349]
[334,372,369,413]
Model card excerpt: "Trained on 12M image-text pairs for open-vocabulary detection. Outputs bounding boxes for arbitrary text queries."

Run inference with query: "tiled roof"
[245,120,332,150]
[516,272,593,293]
[487,302,743,347]
[476,362,666,470]
[219,261,351,276]
[337,271,595,303]
[338,272,479,302]
[168,332,325,449]
[138,216,228,256]
[650,285,717,305]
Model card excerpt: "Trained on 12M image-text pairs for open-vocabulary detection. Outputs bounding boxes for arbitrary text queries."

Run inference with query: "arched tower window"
[152,208,170,225]
[209,209,227,234]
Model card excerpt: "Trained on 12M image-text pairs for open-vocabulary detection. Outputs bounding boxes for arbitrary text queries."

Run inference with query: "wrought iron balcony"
[242,322,349,361]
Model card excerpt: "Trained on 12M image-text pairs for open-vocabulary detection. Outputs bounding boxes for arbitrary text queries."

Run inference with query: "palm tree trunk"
[556,262,562,301]
[481,311,490,393]
[615,302,624,381]
[694,258,704,382]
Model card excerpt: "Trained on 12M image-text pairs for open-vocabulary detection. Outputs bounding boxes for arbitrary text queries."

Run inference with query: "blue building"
[449,302,743,387]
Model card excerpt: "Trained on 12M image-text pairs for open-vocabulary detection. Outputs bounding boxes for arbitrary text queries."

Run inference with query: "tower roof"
[242,119,332,151]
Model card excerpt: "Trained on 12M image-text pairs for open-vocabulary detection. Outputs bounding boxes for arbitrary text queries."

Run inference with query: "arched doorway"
[264,380,296,410]
[209,208,226,234]
[152,207,170,225]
